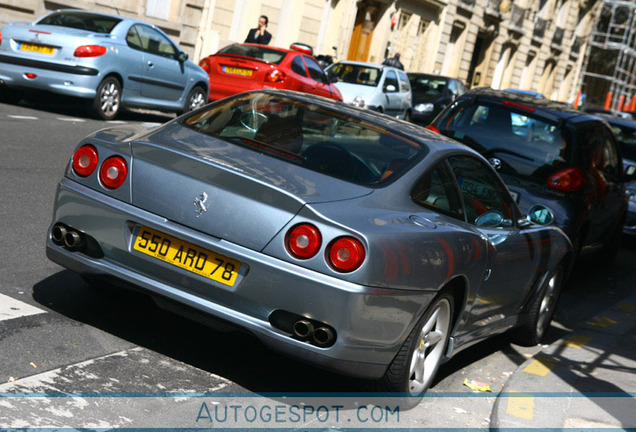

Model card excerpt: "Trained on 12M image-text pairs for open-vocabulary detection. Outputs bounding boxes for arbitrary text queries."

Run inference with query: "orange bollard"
[574,91,582,109]
[618,95,625,112]
[604,92,613,110]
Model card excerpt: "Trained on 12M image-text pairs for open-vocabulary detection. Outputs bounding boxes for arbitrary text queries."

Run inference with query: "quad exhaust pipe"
[292,319,335,347]
[51,224,84,250]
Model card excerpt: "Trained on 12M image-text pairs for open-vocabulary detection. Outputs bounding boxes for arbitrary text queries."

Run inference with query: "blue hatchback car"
[0,10,209,119]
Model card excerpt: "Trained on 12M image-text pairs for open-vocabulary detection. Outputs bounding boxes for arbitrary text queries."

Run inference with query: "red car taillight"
[547,167,586,192]
[199,58,211,72]
[72,145,99,177]
[328,237,366,272]
[287,224,322,259]
[425,125,440,133]
[99,156,128,189]
[74,45,107,57]
[0,32,3,45]
[265,69,286,83]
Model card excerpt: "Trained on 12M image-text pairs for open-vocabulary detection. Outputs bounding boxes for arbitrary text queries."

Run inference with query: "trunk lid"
[129,123,372,251]
[2,22,109,66]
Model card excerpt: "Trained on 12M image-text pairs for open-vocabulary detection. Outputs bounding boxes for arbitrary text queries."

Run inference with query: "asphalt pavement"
[492,292,636,429]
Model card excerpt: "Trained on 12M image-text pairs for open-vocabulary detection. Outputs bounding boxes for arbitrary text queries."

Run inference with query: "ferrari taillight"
[425,125,440,133]
[72,145,99,177]
[328,237,366,272]
[74,45,107,57]
[547,167,586,192]
[286,224,321,259]
[265,69,286,83]
[99,156,128,189]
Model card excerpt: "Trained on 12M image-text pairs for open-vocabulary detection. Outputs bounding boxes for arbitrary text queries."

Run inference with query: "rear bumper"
[0,55,100,97]
[47,178,433,379]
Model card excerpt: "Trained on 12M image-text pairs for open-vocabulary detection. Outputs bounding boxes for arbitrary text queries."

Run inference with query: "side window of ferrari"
[411,163,463,221]
[448,156,516,225]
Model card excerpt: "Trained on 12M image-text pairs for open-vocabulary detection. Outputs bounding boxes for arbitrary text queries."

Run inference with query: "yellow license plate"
[223,66,253,76]
[20,43,55,55]
[133,226,241,287]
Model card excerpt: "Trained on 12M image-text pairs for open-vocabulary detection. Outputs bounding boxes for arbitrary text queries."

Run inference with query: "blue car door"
[131,24,188,101]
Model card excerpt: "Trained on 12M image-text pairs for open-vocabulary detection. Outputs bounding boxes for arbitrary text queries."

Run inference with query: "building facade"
[0,0,603,104]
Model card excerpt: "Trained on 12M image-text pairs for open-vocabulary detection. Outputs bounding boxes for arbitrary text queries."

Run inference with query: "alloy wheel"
[408,298,451,394]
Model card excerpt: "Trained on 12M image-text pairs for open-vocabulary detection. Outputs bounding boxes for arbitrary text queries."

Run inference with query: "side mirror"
[475,211,504,227]
[177,51,189,62]
[527,205,555,225]
[384,84,397,93]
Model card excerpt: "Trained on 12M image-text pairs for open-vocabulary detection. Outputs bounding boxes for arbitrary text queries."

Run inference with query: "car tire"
[403,110,411,122]
[376,106,383,114]
[92,77,121,120]
[180,86,207,115]
[514,265,563,346]
[374,293,453,408]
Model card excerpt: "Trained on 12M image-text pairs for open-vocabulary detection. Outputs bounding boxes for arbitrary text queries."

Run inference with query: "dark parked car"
[430,88,627,265]
[47,90,570,406]
[407,73,466,124]
[597,114,636,236]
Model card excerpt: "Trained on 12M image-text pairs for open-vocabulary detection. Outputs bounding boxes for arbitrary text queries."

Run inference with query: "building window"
[399,11,412,31]
[418,18,430,36]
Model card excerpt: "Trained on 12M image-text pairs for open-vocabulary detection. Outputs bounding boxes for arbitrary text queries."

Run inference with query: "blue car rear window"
[183,93,425,186]
[38,12,122,33]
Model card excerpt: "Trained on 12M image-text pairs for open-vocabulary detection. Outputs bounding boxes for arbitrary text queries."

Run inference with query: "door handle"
[147,61,154,68]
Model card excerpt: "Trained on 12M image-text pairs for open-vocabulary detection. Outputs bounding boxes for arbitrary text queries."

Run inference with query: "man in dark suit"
[245,15,272,45]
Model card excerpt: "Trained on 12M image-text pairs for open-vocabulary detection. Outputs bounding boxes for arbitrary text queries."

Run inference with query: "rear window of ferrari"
[183,93,425,186]
[38,12,122,33]
[218,44,287,64]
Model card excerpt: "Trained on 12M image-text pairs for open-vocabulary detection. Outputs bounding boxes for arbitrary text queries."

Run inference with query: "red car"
[199,43,342,102]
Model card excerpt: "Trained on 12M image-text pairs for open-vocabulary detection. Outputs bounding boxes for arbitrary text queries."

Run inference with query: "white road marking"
[141,122,161,127]
[0,293,46,323]
[8,115,38,120]
[56,117,86,122]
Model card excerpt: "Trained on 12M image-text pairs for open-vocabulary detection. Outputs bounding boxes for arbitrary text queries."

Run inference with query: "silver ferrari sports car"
[47,90,571,403]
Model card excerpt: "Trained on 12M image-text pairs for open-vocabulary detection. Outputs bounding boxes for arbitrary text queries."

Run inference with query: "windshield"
[409,77,448,97]
[327,64,381,87]
[183,93,425,186]
[437,102,568,178]
[608,123,636,160]
[218,44,286,64]
[38,12,121,33]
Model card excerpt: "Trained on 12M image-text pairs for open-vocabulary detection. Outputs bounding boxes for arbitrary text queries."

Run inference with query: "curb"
[491,294,636,429]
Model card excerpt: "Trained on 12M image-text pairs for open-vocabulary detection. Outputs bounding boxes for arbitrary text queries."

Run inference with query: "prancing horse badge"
[194,192,208,217]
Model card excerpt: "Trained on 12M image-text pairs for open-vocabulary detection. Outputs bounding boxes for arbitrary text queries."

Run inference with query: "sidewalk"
[491,294,636,429]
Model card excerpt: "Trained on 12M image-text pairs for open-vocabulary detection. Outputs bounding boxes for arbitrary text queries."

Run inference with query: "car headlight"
[414,103,434,113]
[352,97,365,108]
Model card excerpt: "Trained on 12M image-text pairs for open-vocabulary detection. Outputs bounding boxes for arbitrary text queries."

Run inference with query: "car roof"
[43,9,159,28]
[407,73,454,81]
[597,113,636,129]
[464,87,601,124]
